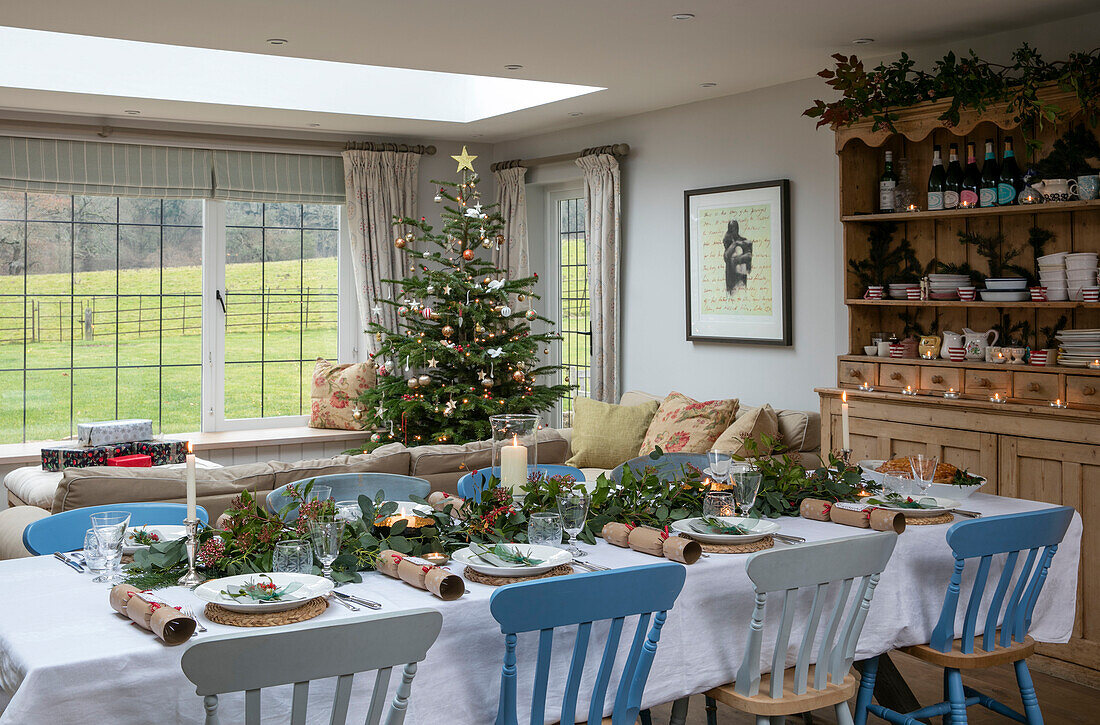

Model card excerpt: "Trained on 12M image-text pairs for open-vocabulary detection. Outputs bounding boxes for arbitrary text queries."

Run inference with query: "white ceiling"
[0,0,1096,143]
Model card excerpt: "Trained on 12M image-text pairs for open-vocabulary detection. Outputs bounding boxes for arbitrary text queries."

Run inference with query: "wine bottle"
[927,145,946,211]
[943,143,962,209]
[979,138,999,208]
[997,136,1023,206]
[879,151,897,212]
[961,142,981,207]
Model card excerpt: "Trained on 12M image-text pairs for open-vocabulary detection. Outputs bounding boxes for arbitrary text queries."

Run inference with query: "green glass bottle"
[879,151,897,212]
[961,142,981,207]
[997,136,1023,206]
[943,143,962,209]
[927,145,946,211]
[979,138,999,208]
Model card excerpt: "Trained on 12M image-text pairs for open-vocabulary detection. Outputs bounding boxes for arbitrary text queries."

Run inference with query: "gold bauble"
[407,377,419,389]
[418,374,431,387]
[512,370,525,382]
[483,277,492,286]
[543,347,550,354]
[480,377,494,388]
[394,237,406,249]
[481,239,493,248]
[517,294,525,302]
[496,234,505,245]
[441,325,455,337]
[475,323,485,333]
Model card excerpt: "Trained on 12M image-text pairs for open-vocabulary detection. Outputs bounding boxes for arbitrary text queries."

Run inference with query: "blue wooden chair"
[456,464,585,502]
[22,502,209,555]
[181,609,443,725]
[488,562,686,725]
[669,532,898,725]
[854,506,1075,725]
[610,453,709,485]
[266,472,431,520]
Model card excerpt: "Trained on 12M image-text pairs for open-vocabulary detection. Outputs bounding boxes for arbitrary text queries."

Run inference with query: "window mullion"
[201,199,226,432]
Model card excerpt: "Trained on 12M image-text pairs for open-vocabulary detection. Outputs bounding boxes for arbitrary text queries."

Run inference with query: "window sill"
[0,426,370,467]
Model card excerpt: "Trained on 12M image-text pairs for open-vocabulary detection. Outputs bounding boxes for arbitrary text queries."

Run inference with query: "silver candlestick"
[838,449,853,468]
[177,518,206,587]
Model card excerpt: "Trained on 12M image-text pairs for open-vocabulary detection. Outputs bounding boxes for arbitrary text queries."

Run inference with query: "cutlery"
[53,552,84,572]
[572,561,609,572]
[180,605,207,632]
[327,592,359,611]
[953,509,982,519]
[333,590,382,610]
[772,533,806,544]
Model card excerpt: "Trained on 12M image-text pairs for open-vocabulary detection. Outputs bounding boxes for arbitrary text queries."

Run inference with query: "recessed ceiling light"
[308,122,321,127]
[123,109,141,115]
[672,13,696,20]
[699,82,717,88]
[266,38,288,45]
[852,38,875,45]
[0,26,603,123]
[569,112,583,116]
[503,64,523,70]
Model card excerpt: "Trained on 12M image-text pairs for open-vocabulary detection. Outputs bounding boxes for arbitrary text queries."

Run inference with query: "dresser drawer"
[1013,372,1062,401]
[919,366,962,393]
[1066,375,1100,406]
[880,364,919,391]
[963,369,1011,396]
[838,360,877,387]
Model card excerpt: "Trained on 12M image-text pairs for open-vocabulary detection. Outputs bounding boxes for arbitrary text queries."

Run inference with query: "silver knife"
[333,590,382,610]
[772,533,806,544]
[953,509,982,518]
[53,552,84,572]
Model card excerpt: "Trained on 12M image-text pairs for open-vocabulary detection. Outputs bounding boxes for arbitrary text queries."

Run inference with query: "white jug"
[963,327,999,360]
[940,330,963,359]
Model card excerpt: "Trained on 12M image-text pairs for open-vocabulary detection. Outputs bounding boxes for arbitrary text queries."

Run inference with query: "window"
[0,191,349,443]
[549,191,589,427]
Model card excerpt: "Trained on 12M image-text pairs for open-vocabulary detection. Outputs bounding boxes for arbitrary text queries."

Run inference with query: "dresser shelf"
[841,199,1100,223]
[846,299,1092,309]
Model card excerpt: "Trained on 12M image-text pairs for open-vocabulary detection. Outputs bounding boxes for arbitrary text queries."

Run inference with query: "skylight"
[0,26,603,122]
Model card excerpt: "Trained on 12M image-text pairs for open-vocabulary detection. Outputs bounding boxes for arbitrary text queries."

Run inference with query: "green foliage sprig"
[1035,124,1100,179]
[849,223,921,288]
[958,230,1030,282]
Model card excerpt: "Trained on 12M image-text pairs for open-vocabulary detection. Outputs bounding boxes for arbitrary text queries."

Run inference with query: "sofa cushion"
[713,403,780,456]
[567,396,660,470]
[0,505,49,559]
[638,392,739,455]
[268,452,411,487]
[308,358,376,430]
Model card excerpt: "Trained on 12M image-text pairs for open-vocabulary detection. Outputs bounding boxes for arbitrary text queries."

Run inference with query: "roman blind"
[212,150,345,204]
[0,137,213,198]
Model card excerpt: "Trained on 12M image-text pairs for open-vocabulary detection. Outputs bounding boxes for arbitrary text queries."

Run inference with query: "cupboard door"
[1000,436,1100,673]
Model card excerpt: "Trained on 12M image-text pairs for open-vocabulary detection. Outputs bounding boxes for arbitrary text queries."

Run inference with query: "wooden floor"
[648,653,1099,724]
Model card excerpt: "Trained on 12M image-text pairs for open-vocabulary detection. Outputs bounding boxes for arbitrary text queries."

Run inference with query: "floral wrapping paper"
[41,439,188,471]
[307,358,376,431]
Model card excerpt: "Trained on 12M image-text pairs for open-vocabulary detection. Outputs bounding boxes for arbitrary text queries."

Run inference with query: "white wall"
[493,77,840,411]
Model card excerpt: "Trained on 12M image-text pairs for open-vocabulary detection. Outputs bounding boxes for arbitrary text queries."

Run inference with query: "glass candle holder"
[490,414,540,490]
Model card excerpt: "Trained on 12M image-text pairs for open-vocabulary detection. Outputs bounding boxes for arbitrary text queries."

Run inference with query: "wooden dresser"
[818,92,1100,684]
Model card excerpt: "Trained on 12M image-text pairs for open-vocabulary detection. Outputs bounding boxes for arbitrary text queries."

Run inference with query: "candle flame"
[512,434,518,446]
[842,391,847,403]
[187,441,193,454]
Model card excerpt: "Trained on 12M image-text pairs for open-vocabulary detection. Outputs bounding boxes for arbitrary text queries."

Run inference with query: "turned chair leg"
[945,668,968,725]
[639,708,653,725]
[704,695,718,725]
[1014,660,1044,725]
[853,654,878,725]
[835,703,856,725]
[942,667,953,725]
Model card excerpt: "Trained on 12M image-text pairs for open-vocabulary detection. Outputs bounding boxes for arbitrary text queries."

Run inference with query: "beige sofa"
[0,391,819,559]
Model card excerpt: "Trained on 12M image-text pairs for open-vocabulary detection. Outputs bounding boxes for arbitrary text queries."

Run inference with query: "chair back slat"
[488,563,686,725]
[457,465,586,502]
[23,502,210,555]
[180,611,442,724]
[960,555,992,653]
[588,616,625,725]
[769,588,798,698]
[814,577,853,692]
[267,473,431,520]
[289,681,309,725]
[529,629,555,725]
[792,582,829,695]
[834,573,878,681]
[924,507,1075,655]
[559,621,592,725]
[365,667,394,725]
[330,673,354,725]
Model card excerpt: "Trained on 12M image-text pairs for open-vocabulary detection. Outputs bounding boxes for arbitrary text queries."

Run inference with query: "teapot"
[963,327,999,360]
[1032,178,1078,202]
[940,330,963,359]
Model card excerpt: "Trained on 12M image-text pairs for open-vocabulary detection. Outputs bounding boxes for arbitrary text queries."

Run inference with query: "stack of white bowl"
[980,278,1029,301]
[1037,252,1068,301]
[1066,252,1099,301]
[887,282,920,300]
[927,274,971,300]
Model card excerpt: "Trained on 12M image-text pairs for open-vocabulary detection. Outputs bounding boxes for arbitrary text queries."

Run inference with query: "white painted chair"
[670,532,898,725]
[180,609,443,725]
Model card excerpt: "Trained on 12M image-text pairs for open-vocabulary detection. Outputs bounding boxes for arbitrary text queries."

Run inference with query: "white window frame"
[201,200,354,432]
[545,184,585,427]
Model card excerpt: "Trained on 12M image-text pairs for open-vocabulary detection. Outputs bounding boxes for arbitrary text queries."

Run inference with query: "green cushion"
[566,397,661,470]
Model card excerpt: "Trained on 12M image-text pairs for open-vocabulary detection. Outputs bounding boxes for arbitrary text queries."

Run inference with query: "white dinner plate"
[123,525,187,554]
[670,516,780,544]
[194,573,334,613]
[860,495,960,517]
[453,543,572,577]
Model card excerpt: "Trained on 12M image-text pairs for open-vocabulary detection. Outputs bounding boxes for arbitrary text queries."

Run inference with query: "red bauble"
[462,249,475,261]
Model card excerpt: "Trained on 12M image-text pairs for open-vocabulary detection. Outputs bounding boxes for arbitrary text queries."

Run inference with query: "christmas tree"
[357,147,570,446]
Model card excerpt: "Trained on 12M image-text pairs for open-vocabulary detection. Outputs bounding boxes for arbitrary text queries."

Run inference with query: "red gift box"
[106,454,153,468]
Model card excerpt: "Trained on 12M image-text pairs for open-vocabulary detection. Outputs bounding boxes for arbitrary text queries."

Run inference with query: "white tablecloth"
[0,494,1082,724]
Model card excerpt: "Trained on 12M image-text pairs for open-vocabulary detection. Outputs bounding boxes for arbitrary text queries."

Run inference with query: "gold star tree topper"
[451,145,478,173]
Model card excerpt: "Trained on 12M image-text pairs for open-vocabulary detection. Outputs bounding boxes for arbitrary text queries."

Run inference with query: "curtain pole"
[489,143,629,172]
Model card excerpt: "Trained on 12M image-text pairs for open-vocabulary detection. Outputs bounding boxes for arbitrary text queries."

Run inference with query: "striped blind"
[212,150,344,204]
[0,137,213,198]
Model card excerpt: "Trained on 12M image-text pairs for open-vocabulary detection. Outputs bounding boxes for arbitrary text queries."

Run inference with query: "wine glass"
[910,454,939,497]
[308,484,332,503]
[732,471,763,518]
[703,491,736,518]
[527,512,563,547]
[308,518,344,581]
[334,500,360,522]
[707,450,733,486]
[89,511,130,584]
[273,539,314,574]
[83,528,106,574]
[556,492,590,558]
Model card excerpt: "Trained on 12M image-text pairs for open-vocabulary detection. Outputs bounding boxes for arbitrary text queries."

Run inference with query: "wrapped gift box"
[77,419,154,447]
[41,443,135,472]
[132,439,189,466]
[106,454,153,467]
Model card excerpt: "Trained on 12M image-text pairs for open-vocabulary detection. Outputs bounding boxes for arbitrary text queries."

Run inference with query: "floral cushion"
[308,358,376,430]
[637,392,739,455]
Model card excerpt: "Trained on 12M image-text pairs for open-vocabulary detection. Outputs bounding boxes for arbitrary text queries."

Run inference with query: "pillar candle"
[185,441,196,521]
[500,435,527,492]
[841,392,851,450]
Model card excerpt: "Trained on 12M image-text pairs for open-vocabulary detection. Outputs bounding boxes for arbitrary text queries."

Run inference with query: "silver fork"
[573,561,610,572]
[181,605,207,632]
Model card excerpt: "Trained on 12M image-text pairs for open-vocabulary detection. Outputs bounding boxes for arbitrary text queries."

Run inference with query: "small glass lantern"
[490,414,540,491]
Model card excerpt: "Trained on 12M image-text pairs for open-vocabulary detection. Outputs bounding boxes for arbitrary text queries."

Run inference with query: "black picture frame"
[684,179,792,345]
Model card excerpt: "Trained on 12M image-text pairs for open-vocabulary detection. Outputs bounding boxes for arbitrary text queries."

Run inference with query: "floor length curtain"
[342,150,420,355]
[576,153,622,403]
[492,166,530,284]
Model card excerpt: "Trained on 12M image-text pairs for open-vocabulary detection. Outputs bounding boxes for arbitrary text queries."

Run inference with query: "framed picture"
[684,179,791,345]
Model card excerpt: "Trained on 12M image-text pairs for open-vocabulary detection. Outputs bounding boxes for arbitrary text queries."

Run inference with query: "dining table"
[0,493,1082,725]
